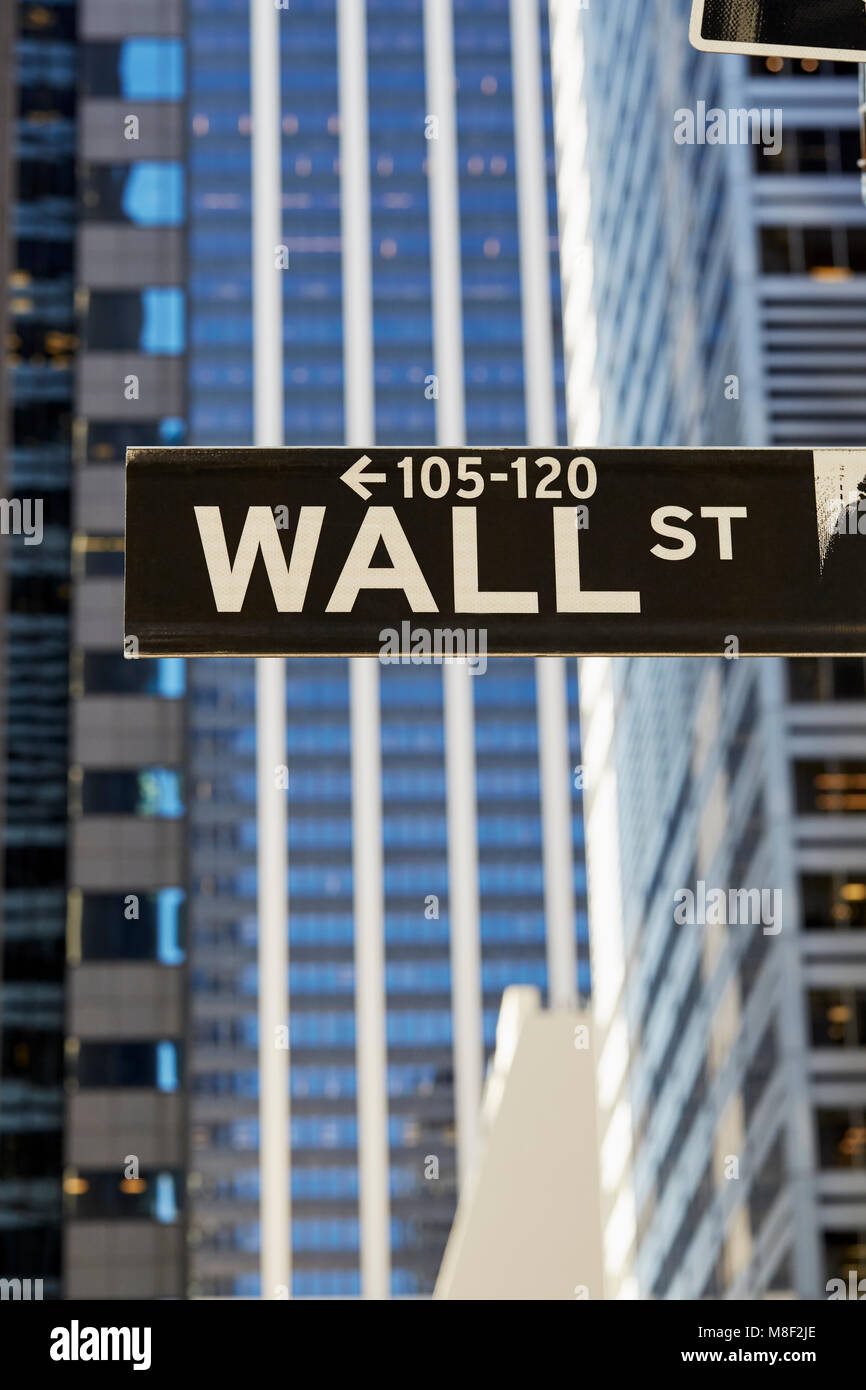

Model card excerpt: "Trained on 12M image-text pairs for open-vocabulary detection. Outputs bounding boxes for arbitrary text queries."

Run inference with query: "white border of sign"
[689,0,866,63]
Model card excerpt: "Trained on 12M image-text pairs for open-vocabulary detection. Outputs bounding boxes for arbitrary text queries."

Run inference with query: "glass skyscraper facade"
[184,0,585,1298]
[2,0,192,1301]
[1,0,77,1301]
[554,0,866,1299]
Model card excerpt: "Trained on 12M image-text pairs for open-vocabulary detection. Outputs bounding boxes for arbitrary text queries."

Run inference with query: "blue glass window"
[120,39,185,100]
[142,288,186,354]
[124,163,185,226]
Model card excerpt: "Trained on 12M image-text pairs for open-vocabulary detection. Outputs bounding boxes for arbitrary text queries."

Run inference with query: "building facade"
[184,0,585,1299]
[63,0,189,1298]
[552,0,866,1298]
[1,0,77,1303]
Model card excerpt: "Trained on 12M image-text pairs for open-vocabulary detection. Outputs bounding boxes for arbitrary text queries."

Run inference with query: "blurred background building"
[553,0,866,1299]
[1,0,77,1304]
[1,0,589,1300]
[65,0,189,1299]
[434,985,602,1301]
[1,0,189,1301]
[183,0,585,1300]
[4,0,866,1304]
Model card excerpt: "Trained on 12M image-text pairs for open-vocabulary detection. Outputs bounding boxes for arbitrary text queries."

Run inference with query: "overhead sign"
[690,0,866,62]
[125,446,866,658]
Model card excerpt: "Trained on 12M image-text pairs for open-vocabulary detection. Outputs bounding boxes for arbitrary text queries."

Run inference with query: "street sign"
[125,446,866,658]
[690,0,866,62]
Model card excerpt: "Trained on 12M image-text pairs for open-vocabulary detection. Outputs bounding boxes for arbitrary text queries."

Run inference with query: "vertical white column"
[548,0,601,444]
[511,0,576,1008]
[423,0,484,1189]
[337,0,391,1300]
[251,0,290,1299]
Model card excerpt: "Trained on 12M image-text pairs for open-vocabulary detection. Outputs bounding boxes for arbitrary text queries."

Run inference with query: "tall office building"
[1,0,77,1301]
[552,0,866,1297]
[62,0,189,1298]
[184,0,586,1298]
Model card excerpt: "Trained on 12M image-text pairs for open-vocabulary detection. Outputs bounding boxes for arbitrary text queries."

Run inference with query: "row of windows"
[817,1109,866,1169]
[81,40,185,102]
[197,1216,427,1254]
[802,874,866,929]
[220,1270,363,1299]
[84,416,185,465]
[190,407,538,441]
[85,289,185,355]
[749,57,858,78]
[761,226,866,277]
[201,1113,457,1154]
[198,862,586,899]
[64,1170,181,1223]
[74,1041,182,1093]
[189,663,548,709]
[206,1163,434,1202]
[190,908,559,947]
[188,355,538,389]
[752,127,860,177]
[191,721,544,757]
[789,658,866,703]
[188,306,530,343]
[192,1061,444,1102]
[191,956,548,999]
[80,162,185,227]
[810,990,866,1047]
[197,767,544,801]
[191,814,565,851]
[77,769,184,819]
[81,653,185,698]
[202,1268,422,1299]
[78,890,186,965]
[193,1009,500,1051]
[796,762,866,816]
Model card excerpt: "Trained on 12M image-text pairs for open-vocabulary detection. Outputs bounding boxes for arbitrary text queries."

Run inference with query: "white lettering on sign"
[452,508,538,613]
[193,499,750,617]
[553,508,640,613]
[650,505,748,560]
[194,505,324,611]
[325,507,438,612]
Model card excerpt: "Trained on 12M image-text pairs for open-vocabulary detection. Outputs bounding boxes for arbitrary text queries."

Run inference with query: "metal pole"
[251,0,290,1300]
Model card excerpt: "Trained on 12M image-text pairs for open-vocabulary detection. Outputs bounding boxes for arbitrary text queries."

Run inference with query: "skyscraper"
[1,0,77,1301]
[553,0,866,1298]
[184,0,586,1299]
[63,0,189,1298]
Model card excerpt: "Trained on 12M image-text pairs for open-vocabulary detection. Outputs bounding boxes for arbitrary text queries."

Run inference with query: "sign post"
[126,446,866,658]
[690,0,866,62]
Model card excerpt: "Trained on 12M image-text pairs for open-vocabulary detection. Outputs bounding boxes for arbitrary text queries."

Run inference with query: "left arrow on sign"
[340,453,387,500]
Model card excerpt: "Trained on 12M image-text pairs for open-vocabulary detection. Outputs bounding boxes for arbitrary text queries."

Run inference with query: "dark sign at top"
[124,446,866,659]
[690,0,866,61]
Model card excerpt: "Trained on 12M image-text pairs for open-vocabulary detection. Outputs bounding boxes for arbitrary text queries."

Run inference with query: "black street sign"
[690,0,866,62]
[125,446,866,658]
